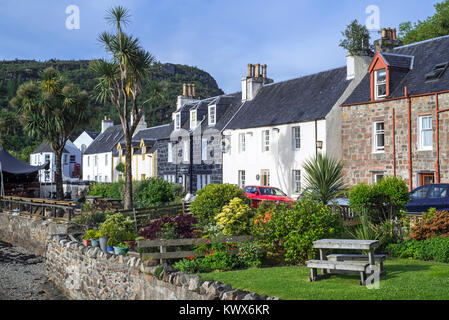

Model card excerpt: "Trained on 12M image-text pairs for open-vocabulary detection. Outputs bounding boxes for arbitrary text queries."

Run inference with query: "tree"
[339,19,373,56]
[302,153,346,205]
[91,6,161,210]
[399,0,449,45]
[10,67,91,200]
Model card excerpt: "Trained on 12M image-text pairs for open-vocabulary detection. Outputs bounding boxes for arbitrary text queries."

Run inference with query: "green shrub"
[98,213,136,246]
[252,197,343,264]
[190,184,247,228]
[215,197,255,236]
[349,176,410,222]
[133,177,175,207]
[387,237,449,263]
[88,181,125,200]
[83,229,100,240]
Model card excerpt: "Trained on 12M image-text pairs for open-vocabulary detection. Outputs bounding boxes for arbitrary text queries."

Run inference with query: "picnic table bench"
[86,196,122,212]
[306,239,382,286]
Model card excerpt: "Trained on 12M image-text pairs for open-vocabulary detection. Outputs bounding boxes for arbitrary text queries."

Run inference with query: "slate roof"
[83,125,124,155]
[132,124,171,141]
[343,35,449,105]
[31,142,69,154]
[85,130,100,140]
[225,67,350,130]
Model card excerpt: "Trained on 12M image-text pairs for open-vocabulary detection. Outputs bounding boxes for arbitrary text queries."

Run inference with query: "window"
[105,154,108,166]
[373,122,385,152]
[45,154,50,164]
[167,143,173,163]
[87,175,90,181]
[261,170,270,186]
[238,170,246,188]
[373,172,384,184]
[208,105,216,126]
[292,170,301,193]
[419,116,433,150]
[410,185,430,199]
[425,62,448,82]
[104,176,109,183]
[419,173,435,187]
[428,185,448,199]
[375,69,387,99]
[94,155,98,167]
[70,155,76,162]
[175,113,181,130]
[141,174,146,181]
[201,138,207,161]
[63,154,68,165]
[190,110,197,129]
[292,127,301,150]
[239,133,246,153]
[183,140,189,162]
[262,130,270,152]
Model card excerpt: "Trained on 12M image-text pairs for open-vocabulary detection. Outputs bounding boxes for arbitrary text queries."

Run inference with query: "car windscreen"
[259,187,287,196]
[428,185,449,198]
[410,186,430,199]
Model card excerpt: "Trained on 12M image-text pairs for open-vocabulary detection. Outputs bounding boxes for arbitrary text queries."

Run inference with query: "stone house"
[341,33,449,190]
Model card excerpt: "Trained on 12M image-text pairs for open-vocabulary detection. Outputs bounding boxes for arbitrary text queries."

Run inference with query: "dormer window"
[375,69,387,100]
[175,113,181,130]
[190,110,197,129]
[425,62,448,82]
[208,105,216,126]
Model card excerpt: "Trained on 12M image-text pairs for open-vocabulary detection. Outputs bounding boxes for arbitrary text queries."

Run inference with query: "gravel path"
[0,241,67,300]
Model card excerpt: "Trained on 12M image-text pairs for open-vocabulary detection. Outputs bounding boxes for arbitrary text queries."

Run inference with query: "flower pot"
[91,238,100,248]
[106,246,114,254]
[99,237,108,252]
[113,246,129,256]
[83,239,91,247]
[123,241,135,250]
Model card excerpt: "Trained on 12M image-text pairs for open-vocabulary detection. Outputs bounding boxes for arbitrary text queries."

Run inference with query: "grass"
[200,258,449,300]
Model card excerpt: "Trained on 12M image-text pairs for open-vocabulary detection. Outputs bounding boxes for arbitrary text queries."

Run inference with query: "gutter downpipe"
[406,86,413,191]
[435,93,441,184]
[392,108,396,177]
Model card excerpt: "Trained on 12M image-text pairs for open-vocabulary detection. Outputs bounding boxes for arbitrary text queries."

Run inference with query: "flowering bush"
[410,210,449,240]
[252,198,343,264]
[215,197,255,235]
[139,214,198,240]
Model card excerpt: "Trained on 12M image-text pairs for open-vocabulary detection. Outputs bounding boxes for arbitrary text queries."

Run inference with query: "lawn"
[200,258,449,300]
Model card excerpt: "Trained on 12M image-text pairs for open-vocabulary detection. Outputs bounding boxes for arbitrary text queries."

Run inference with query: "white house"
[30,140,82,183]
[222,60,369,198]
[73,130,99,154]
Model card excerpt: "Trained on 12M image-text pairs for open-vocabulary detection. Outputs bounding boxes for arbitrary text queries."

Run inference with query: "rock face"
[0,241,67,300]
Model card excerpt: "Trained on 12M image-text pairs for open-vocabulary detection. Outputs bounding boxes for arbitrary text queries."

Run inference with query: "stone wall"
[45,235,279,300]
[0,212,81,256]
[341,92,449,188]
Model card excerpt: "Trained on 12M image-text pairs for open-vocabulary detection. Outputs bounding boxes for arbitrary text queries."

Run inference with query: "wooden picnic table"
[86,196,122,211]
[307,239,383,286]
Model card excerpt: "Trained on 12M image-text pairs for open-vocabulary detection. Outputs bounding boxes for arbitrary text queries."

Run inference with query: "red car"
[243,186,295,208]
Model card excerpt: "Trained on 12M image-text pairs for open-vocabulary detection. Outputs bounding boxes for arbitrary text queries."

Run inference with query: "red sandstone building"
[341,32,449,191]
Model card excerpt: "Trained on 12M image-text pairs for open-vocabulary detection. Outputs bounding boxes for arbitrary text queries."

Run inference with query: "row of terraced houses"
[30,30,449,197]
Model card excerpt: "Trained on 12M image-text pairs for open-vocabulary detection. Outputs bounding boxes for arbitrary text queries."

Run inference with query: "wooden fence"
[0,196,78,221]
[137,235,252,264]
[116,202,191,231]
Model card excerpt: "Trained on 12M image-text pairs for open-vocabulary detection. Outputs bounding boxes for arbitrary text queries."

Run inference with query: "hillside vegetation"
[0,59,223,161]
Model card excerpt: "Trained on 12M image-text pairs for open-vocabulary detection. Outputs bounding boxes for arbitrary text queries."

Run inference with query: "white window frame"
[167,142,173,163]
[208,105,216,126]
[175,113,181,130]
[262,130,270,152]
[201,138,207,161]
[183,140,189,163]
[190,110,197,129]
[375,69,387,100]
[373,121,385,153]
[238,170,246,188]
[239,133,246,153]
[373,172,385,184]
[292,170,301,193]
[418,115,433,151]
[105,154,108,166]
[292,127,301,150]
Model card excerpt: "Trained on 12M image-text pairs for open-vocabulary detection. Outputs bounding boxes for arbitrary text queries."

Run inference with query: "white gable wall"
[222,120,326,198]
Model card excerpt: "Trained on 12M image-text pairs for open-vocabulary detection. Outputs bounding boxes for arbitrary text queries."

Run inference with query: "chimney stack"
[241,62,273,102]
[101,116,114,133]
[374,27,403,52]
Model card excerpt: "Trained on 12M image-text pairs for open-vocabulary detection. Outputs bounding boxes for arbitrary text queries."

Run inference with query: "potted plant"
[82,229,98,246]
[122,230,137,250]
[90,230,101,248]
[106,237,117,254]
[113,242,130,256]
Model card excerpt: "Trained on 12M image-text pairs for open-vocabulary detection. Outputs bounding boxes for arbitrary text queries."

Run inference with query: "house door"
[419,173,435,187]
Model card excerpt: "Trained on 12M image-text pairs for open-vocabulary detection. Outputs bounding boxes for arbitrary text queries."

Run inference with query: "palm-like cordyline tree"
[302,152,346,205]
[11,67,91,201]
[92,6,162,210]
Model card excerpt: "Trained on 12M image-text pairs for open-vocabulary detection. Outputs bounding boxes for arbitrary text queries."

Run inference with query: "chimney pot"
[247,64,253,78]
[183,83,187,96]
[192,84,195,97]
[254,64,261,78]
[262,64,267,78]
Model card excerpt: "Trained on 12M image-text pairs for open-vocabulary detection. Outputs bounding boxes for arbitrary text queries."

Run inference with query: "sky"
[0,0,441,93]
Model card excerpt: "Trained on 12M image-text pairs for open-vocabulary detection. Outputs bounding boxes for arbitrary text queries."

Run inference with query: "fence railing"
[116,202,191,231]
[137,235,252,264]
[0,196,78,221]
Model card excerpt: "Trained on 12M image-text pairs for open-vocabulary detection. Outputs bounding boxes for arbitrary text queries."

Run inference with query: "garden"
[73,159,449,300]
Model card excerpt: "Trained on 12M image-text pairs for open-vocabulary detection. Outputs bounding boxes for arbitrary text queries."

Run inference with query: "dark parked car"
[405,184,449,214]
